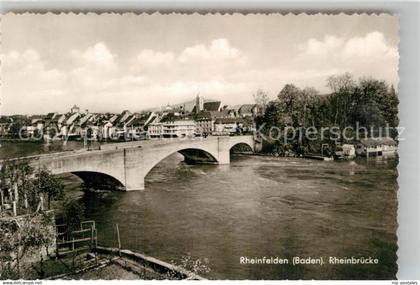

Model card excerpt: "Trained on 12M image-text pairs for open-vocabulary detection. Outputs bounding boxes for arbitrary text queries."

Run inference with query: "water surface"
[1,142,398,279]
[80,154,398,279]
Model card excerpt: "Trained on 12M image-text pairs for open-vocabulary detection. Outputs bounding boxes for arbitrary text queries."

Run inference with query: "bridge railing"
[1,135,256,163]
[99,136,223,151]
[0,147,91,163]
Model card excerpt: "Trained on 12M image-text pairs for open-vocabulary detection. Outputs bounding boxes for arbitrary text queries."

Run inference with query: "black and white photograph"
[0,12,403,280]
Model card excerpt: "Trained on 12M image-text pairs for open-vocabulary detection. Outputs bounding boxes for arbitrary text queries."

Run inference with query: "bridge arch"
[70,171,125,191]
[29,152,128,191]
[142,145,221,179]
[229,142,254,153]
[142,137,254,181]
[224,136,255,152]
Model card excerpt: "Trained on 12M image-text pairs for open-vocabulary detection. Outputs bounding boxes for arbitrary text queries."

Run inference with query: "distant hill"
[137,97,220,113]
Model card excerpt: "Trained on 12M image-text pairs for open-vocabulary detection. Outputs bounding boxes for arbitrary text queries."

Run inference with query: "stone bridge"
[25,135,255,191]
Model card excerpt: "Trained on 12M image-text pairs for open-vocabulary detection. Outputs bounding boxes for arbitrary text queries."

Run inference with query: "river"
[0,141,398,279]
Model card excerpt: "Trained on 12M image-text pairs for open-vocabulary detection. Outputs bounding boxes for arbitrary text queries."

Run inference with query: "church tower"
[195,94,204,113]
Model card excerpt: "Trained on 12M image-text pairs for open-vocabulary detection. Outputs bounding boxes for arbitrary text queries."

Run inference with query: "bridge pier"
[124,177,145,191]
[217,136,231,165]
[123,148,146,191]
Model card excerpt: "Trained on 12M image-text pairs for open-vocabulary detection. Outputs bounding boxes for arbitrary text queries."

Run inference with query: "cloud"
[102,75,146,90]
[129,38,249,90]
[51,39,250,111]
[297,32,397,59]
[2,49,41,68]
[178,38,246,64]
[1,49,66,82]
[298,35,344,57]
[133,38,246,75]
[70,42,116,69]
[1,33,399,115]
[69,42,119,89]
[295,32,399,86]
[342,32,398,59]
[1,49,70,114]
[1,49,66,87]
[136,49,175,69]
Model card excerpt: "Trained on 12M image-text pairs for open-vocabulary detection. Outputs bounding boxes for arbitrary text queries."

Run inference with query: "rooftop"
[359,137,397,147]
[214,117,245,124]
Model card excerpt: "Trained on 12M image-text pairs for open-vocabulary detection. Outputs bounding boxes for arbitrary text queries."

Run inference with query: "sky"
[1,13,399,115]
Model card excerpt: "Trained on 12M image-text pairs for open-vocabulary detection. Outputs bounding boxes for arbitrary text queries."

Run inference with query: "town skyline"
[1,13,398,115]
[1,94,249,116]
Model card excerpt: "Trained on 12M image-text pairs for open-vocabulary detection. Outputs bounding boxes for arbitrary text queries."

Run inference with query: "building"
[355,137,398,157]
[102,121,115,139]
[213,117,245,135]
[20,116,45,138]
[124,117,147,139]
[195,112,214,135]
[57,114,67,125]
[149,120,196,138]
[45,112,59,121]
[194,110,231,135]
[124,112,157,139]
[342,144,356,158]
[60,113,81,138]
[149,113,196,138]
[195,94,204,113]
[70,105,80,114]
[192,99,222,113]
[102,110,133,139]
[77,114,100,140]
[42,113,63,140]
[203,101,222,112]
[238,104,260,117]
[115,110,132,127]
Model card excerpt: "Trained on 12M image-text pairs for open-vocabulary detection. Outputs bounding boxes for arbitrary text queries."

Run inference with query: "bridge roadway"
[20,135,255,191]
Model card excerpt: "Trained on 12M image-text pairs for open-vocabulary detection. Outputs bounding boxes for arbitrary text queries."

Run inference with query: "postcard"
[0,13,401,280]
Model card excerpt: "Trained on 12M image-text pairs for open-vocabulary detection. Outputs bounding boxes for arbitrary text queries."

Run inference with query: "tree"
[15,160,34,211]
[326,73,356,126]
[0,159,32,209]
[385,85,399,127]
[327,72,356,93]
[0,160,10,193]
[34,169,64,210]
[341,77,398,132]
[301,87,319,127]
[8,118,29,138]
[277,84,305,127]
[21,212,55,277]
[257,74,399,153]
[253,89,270,114]
[0,220,21,278]
[262,101,282,128]
[0,212,55,279]
[63,199,85,233]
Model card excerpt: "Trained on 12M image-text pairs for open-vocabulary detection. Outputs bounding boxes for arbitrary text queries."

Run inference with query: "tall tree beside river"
[258,73,399,139]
